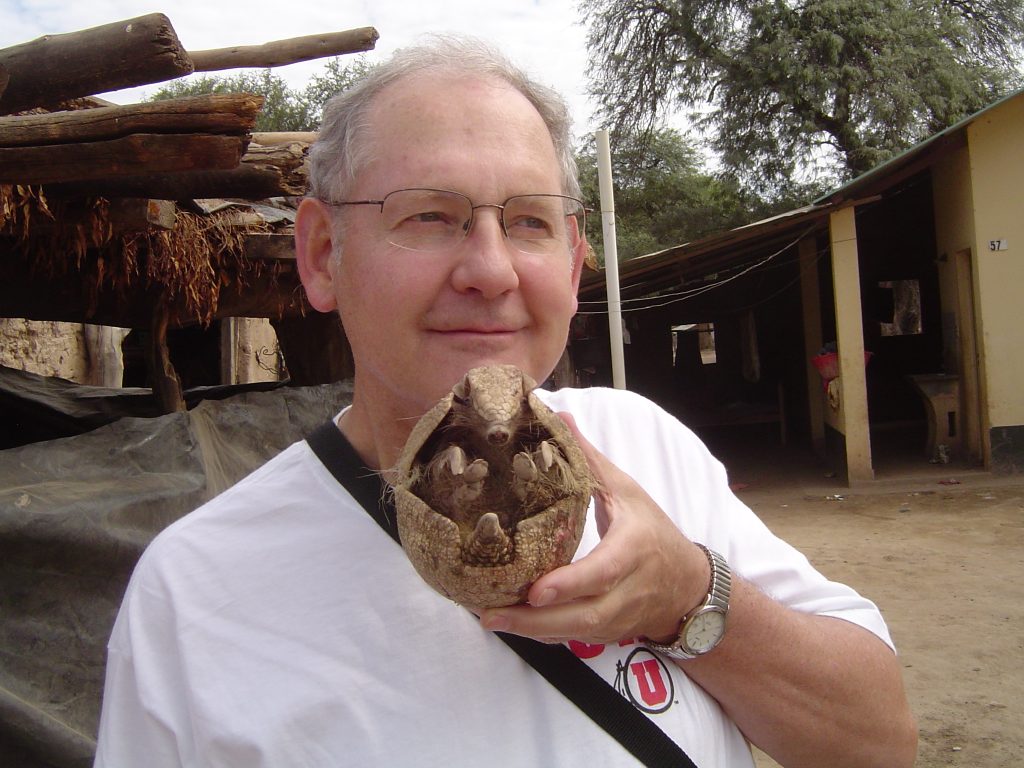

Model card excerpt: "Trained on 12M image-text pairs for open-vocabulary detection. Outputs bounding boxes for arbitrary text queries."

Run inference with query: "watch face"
[684,609,726,653]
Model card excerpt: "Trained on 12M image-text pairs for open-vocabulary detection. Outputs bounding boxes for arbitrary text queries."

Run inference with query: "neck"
[336,391,422,478]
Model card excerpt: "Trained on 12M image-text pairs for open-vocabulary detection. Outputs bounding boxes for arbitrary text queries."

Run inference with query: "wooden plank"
[0,94,263,148]
[0,133,247,185]
[243,233,296,261]
[190,27,378,71]
[0,14,193,115]
[828,206,874,483]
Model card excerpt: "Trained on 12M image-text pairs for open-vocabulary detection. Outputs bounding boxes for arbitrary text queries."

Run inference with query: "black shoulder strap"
[307,420,400,542]
[306,420,697,768]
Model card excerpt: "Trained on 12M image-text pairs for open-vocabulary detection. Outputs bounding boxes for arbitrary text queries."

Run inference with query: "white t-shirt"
[95,387,893,768]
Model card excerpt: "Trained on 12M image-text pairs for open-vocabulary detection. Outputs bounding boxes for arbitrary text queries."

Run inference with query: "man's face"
[328,74,585,420]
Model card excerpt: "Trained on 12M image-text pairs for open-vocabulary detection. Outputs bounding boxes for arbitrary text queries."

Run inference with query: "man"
[95,37,916,767]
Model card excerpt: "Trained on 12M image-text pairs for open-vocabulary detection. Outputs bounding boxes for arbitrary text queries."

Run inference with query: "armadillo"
[391,365,592,609]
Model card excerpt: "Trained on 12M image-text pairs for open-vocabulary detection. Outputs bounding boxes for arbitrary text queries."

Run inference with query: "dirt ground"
[716,435,1024,767]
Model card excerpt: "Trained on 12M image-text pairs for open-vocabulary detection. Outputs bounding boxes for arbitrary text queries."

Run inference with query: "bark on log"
[243,233,296,261]
[190,27,378,71]
[0,94,263,148]
[84,324,131,388]
[45,164,287,201]
[106,199,178,233]
[0,133,248,185]
[42,139,308,200]
[252,132,318,145]
[148,294,187,413]
[0,14,193,115]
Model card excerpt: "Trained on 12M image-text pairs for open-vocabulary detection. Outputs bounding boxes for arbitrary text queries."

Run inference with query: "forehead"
[356,72,563,194]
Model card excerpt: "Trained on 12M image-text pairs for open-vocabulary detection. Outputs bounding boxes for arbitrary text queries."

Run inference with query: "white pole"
[595,129,627,389]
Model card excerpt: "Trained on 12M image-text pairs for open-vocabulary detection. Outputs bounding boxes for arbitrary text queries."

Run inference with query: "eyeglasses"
[319,188,587,255]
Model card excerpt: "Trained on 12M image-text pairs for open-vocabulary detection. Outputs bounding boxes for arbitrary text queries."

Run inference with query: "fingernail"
[533,588,557,607]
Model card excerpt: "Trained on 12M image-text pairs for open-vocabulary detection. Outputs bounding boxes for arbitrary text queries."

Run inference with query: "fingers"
[477,412,705,644]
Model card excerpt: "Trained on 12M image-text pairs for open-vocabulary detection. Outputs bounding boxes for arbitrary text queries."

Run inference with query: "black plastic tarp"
[0,380,352,767]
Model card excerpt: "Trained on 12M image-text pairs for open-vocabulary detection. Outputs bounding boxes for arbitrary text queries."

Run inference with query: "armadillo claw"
[392,364,592,609]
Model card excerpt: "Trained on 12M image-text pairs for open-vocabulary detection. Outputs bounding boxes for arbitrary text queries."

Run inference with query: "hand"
[479,413,710,645]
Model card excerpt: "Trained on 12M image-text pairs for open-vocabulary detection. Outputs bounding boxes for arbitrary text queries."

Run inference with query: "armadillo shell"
[393,388,591,609]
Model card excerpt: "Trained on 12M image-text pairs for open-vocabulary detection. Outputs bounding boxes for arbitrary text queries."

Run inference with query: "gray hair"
[307,35,581,204]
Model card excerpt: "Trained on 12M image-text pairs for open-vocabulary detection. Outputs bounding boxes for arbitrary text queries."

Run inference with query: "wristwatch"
[645,544,731,660]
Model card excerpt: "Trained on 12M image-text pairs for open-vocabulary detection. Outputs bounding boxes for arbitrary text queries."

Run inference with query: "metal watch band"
[645,544,731,660]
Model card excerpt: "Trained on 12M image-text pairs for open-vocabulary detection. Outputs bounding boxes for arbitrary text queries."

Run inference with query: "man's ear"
[568,236,588,313]
[295,198,339,312]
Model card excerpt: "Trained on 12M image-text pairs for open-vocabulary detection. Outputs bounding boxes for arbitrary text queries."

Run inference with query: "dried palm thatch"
[1,184,279,326]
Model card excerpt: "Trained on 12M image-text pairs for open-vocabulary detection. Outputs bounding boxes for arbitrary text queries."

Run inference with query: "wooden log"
[44,164,289,201]
[148,293,187,413]
[106,199,177,233]
[0,94,264,148]
[0,14,193,115]
[252,131,318,145]
[0,133,248,185]
[243,233,296,261]
[190,27,378,72]
[42,139,308,200]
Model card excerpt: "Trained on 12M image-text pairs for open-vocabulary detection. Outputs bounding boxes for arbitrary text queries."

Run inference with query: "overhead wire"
[575,223,823,316]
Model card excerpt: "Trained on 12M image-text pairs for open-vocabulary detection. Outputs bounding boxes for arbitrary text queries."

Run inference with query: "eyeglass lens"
[378,189,584,254]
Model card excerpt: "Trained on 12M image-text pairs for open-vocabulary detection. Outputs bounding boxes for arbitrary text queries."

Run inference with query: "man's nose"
[449,208,519,298]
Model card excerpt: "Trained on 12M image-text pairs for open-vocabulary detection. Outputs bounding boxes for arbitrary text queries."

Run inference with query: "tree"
[149,56,372,132]
[582,0,1024,195]
[576,128,775,263]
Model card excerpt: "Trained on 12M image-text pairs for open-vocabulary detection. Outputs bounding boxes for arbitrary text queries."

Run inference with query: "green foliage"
[149,56,373,132]
[577,128,785,263]
[582,0,1024,196]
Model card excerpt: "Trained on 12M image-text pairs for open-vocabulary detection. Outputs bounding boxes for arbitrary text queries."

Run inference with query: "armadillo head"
[451,365,535,445]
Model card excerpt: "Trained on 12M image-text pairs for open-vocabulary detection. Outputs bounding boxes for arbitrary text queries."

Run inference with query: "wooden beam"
[243,233,296,261]
[828,206,874,484]
[106,198,177,233]
[0,94,263,148]
[0,252,308,328]
[42,140,307,200]
[0,133,248,185]
[148,293,187,413]
[44,163,288,201]
[0,14,193,115]
[189,27,378,71]
[253,131,318,145]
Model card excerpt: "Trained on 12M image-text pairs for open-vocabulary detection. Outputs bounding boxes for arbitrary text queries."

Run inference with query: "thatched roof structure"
[0,13,378,409]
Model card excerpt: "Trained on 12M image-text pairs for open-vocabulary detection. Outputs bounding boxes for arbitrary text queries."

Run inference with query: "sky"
[0,0,604,137]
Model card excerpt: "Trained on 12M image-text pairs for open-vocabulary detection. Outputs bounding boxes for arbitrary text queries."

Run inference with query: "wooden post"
[148,293,186,413]
[829,206,873,483]
[798,235,826,455]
